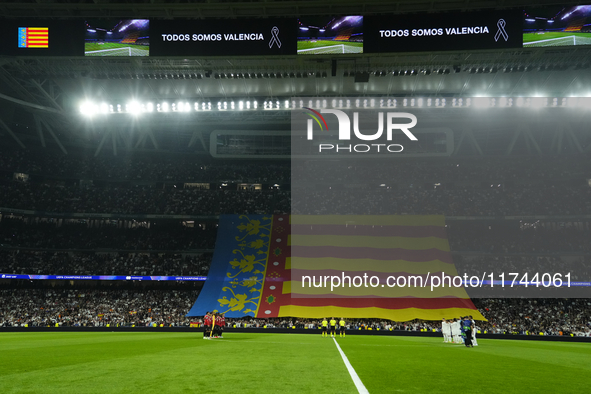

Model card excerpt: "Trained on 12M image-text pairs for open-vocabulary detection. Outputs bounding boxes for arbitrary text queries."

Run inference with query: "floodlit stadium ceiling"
[1,0,591,154]
[0,0,577,19]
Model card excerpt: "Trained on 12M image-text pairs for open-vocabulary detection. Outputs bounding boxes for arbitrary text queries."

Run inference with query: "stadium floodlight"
[403,98,408,107]
[246,101,251,109]
[79,101,97,117]
[322,99,327,108]
[99,103,109,114]
[300,27,309,31]
[87,29,96,33]
[239,101,244,110]
[146,102,154,113]
[161,102,169,112]
[427,98,432,107]
[231,101,235,110]
[117,104,122,113]
[285,100,290,109]
[515,97,525,107]
[253,101,258,109]
[417,98,423,107]
[107,31,112,34]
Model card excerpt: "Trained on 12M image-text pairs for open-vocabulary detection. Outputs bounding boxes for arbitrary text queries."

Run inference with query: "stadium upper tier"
[1,181,590,216]
[1,150,589,184]
[0,218,217,251]
[0,250,212,276]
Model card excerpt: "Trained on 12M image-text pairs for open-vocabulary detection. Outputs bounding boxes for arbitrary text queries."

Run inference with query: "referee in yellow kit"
[321,318,328,337]
[330,317,337,338]
[339,318,346,337]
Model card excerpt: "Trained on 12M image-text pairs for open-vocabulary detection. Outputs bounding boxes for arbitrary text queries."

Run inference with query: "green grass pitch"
[523,32,591,47]
[0,332,589,393]
[84,42,149,56]
[297,40,363,54]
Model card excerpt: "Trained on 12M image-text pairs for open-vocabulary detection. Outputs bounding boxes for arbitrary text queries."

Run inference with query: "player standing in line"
[452,318,461,344]
[463,316,473,347]
[210,311,218,338]
[330,317,337,338]
[470,315,478,346]
[442,318,448,342]
[321,318,328,337]
[214,312,223,338]
[339,318,346,337]
[219,312,226,338]
[203,312,212,339]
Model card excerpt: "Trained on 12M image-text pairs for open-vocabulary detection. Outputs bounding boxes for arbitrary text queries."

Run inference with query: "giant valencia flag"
[18,27,49,48]
[187,214,485,321]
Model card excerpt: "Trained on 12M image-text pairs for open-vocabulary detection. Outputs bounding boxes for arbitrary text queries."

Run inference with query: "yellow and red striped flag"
[188,214,485,321]
[18,27,49,48]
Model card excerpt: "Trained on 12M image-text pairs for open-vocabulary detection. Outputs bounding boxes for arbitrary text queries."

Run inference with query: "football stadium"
[85,19,149,56]
[298,16,363,54]
[1,1,591,393]
[524,5,591,47]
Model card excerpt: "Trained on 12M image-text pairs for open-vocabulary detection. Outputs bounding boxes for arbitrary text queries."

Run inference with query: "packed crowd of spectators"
[0,182,289,215]
[3,181,591,216]
[0,218,216,250]
[454,255,591,281]
[473,298,591,336]
[0,149,289,183]
[2,148,589,184]
[0,289,198,327]
[292,154,591,184]
[448,224,591,253]
[0,250,212,276]
[1,290,589,337]
[291,186,591,216]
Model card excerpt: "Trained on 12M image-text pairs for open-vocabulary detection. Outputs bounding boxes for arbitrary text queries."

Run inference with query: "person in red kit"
[219,312,226,338]
[203,312,212,340]
[213,312,223,338]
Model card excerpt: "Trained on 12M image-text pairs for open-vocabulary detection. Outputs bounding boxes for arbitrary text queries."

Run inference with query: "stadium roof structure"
[0,0,590,156]
[0,0,577,19]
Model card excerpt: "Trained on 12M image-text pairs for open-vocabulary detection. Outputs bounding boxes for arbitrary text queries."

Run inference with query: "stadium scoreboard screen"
[364,10,523,53]
[1,5,591,57]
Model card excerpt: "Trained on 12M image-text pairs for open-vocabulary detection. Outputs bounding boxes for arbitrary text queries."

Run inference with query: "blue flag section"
[186,214,272,317]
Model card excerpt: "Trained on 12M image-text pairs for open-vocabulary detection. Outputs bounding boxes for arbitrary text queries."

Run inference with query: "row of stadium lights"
[79,97,591,116]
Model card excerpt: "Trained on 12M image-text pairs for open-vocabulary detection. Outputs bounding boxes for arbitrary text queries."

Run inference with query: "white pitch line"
[523,35,575,45]
[333,338,369,394]
[297,44,344,53]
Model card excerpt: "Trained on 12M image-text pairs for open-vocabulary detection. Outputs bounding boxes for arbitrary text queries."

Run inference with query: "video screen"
[297,16,363,55]
[524,5,591,47]
[85,19,149,56]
